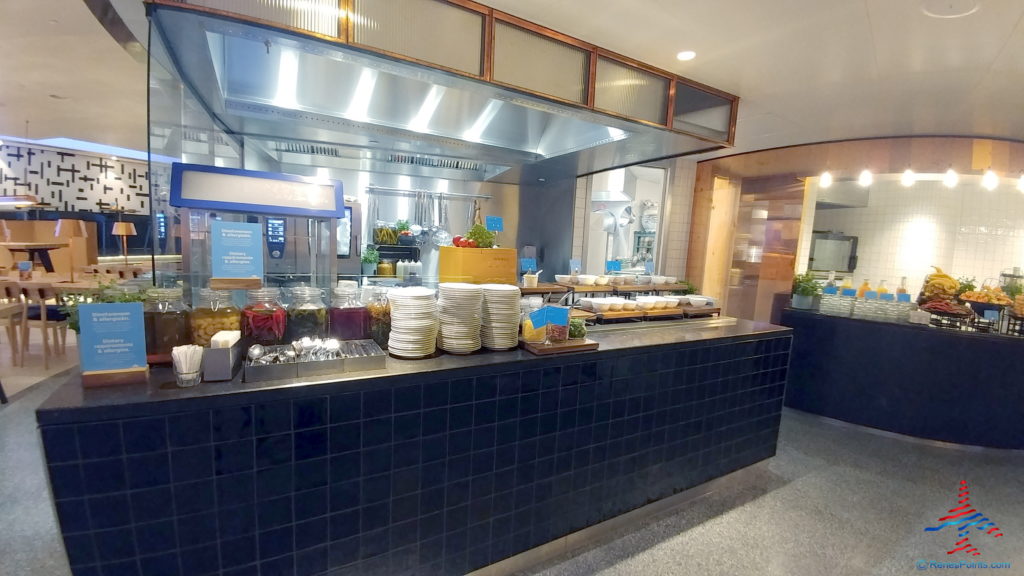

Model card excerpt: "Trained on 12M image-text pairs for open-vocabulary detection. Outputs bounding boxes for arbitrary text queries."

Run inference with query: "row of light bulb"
[818,168,1023,191]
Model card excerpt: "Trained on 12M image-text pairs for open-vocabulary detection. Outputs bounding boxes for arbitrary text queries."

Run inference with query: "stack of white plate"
[480,284,522,350]
[387,287,439,358]
[437,283,482,354]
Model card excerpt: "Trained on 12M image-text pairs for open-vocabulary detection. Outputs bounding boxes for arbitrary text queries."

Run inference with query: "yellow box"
[439,247,518,285]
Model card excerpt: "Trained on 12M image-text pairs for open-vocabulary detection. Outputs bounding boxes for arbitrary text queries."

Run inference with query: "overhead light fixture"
[818,171,833,188]
[676,50,697,61]
[110,156,118,161]
[0,194,39,208]
[1017,172,1024,193]
[942,168,958,188]
[858,169,873,187]
[900,169,916,187]
[982,169,999,191]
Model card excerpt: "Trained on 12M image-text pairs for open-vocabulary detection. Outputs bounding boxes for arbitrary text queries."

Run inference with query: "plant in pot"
[791,271,820,309]
[361,245,380,276]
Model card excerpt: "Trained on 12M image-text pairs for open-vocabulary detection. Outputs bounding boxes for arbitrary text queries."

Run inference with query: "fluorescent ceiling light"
[819,171,833,188]
[901,169,916,187]
[346,68,379,122]
[943,168,958,188]
[1017,173,1024,193]
[409,86,446,133]
[858,169,873,187]
[463,100,503,143]
[982,169,999,191]
[273,48,299,109]
[676,51,696,61]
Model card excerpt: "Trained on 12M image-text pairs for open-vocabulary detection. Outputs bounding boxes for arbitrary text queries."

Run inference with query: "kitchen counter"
[781,308,1024,449]
[38,317,791,576]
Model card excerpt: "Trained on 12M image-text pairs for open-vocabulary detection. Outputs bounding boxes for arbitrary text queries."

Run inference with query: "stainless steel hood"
[149,4,724,183]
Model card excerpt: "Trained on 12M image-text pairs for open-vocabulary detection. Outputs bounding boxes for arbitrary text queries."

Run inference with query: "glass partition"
[583,165,667,275]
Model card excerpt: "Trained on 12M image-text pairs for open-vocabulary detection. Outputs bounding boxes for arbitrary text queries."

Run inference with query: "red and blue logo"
[924,480,1004,556]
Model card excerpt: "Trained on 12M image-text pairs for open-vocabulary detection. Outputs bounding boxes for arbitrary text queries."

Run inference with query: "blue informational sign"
[529,308,547,327]
[485,216,504,232]
[211,221,264,278]
[823,286,838,295]
[841,288,857,297]
[880,293,895,302]
[606,260,622,273]
[520,258,537,273]
[984,310,1000,321]
[644,261,654,274]
[896,293,912,303]
[78,303,147,373]
[569,259,581,273]
[529,306,570,327]
[864,291,878,300]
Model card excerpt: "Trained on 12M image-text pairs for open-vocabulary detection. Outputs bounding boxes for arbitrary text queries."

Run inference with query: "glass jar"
[144,288,191,364]
[377,259,396,277]
[191,289,240,347]
[520,299,545,343]
[242,288,287,345]
[366,288,391,350]
[329,281,370,340]
[286,287,327,341]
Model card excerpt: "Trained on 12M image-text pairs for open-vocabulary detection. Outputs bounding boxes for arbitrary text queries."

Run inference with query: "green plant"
[395,220,410,233]
[1004,278,1023,299]
[361,245,380,264]
[465,224,496,248]
[60,281,148,333]
[670,280,697,296]
[956,276,977,295]
[568,318,587,339]
[792,271,821,297]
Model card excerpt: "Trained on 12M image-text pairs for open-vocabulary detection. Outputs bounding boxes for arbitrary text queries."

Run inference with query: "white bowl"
[635,296,657,310]
[577,274,598,286]
[635,275,652,285]
[687,296,710,307]
[595,275,610,285]
[652,275,667,285]
[665,276,678,285]
[578,297,593,310]
[592,298,611,312]
[607,297,624,311]
[652,297,668,309]
[621,300,637,311]
[555,274,572,284]
[663,296,685,307]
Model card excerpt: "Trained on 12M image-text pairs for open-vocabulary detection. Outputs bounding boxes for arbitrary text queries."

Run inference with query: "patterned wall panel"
[0,144,150,213]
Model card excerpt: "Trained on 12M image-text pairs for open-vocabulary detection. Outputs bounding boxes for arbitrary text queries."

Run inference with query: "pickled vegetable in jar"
[191,288,241,347]
[242,288,287,345]
[367,288,391,350]
[144,288,191,364]
[329,281,370,340]
[546,323,569,344]
[377,260,396,278]
[521,317,546,343]
[286,287,327,341]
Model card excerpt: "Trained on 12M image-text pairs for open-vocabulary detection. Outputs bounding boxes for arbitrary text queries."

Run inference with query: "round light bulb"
[819,171,833,189]
[900,169,916,187]
[1017,173,1024,193]
[858,169,873,187]
[676,50,697,61]
[942,168,958,188]
[982,169,999,191]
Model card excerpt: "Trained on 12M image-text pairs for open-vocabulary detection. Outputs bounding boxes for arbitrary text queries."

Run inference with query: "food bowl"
[608,276,625,286]
[595,275,610,285]
[592,298,611,312]
[555,274,573,284]
[652,275,667,285]
[665,276,678,285]
[635,296,657,310]
[635,275,652,285]
[577,274,598,286]
[578,298,593,310]
[652,297,668,309]
[686,296,710,307]
[663,296,685,307]
[607,297,625,311]
[621,299,637,311]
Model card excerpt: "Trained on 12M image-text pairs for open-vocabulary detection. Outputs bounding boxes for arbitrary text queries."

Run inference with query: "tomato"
[467,239,478,248]
[452,236,463,247]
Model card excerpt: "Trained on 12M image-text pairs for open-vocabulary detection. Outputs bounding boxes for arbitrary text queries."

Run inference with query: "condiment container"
[191,289,240,348]
[242,287,287,345]
[144,287,191,364]
[286,286,327,341]
[329,281,371,340]
[367,288,391,350]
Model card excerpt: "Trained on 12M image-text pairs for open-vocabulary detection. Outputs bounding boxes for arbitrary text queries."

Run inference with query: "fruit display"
[920,299,972,316]
[1013,295,1024,317]
[960,285,1012,305]
[921,266,960,302]
[451,224,496,248]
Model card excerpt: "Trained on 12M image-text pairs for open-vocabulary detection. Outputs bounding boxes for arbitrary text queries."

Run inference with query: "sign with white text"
[212,221,264,279]
[78,303,147,373]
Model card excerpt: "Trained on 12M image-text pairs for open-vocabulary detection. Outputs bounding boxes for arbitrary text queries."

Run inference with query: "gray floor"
[2,379,1022,576]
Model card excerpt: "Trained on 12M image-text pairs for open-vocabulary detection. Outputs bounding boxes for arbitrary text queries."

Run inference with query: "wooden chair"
[0,281,25,366]
[20,283,69,370]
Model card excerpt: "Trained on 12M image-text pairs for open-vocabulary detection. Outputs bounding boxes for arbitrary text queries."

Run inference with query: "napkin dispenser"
[202,331,243,381]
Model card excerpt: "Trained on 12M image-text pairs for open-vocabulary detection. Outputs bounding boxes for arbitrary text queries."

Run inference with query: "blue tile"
[256,464,293,501]
[170,445,213,482]
[445,504,469,531]
[393,413,421,442]
[259,525,294,559]
[176,511,218,549]
[446,479,470,508]
[361,473,391,504]
[362,416,393,447]
[212,405,253,442]
[220,535,257,568]
[216,473,253,504]
[88,493,131,529]
[393,439,421,470]
[295,487,328,521]
[94,527,136,562]
[167,412,211,448]
[174,479,214,515]
[255,433,292,469]
[391,493,419,523]
[519,393,539,417]
[393,385,422,414]
[41,425,80,463]
[419,534,444,562]
[472,401,496,426]
[421,435,445,463]
[63,532,96,566]
[295,427,329,461]
[328,510,359,541]
[255,402,292,436]
[473,425,496,450]
[130,487,174,522]
[362,388,393,418]
[101,559,141,576]
[471,450,495,476]
[215,440,254,476]
[474,375,497,401]
[359,526,389,559]
[422,381,449,409]
[329,480,360,512]
[126,453,170,489]
[447,454,471,482]
[218,504,256,539]
[362,445,392,476]
[257,495,293,529]
[498,372,521,397]
[448,404,473,432]
[542,367,561,389]
[296,544,328,576]
[293,396,328,429]
[448,430,472,457]
[71,565,101,576]
[421,408,447,437]
[179,544,218,575]
[81,458,127,495]
[497,397,519,422]
[329,393,361,424]
[260,553,295,576]
[389,540,419,573]
[295,457,328,492]
[56,498,91,533]
[329,423,360,454]
[329,452,360,483]
[134,520,177,556]
[391,467,419,497]
[295,516,328,550]
[420,461,445,490]
[77,422,123,460]
[221,563,257,576]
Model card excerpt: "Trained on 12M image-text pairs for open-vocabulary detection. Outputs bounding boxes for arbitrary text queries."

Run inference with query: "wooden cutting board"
[520,338,599,355]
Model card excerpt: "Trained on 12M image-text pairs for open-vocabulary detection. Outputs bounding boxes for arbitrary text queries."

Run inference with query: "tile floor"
[2,361,1022,576]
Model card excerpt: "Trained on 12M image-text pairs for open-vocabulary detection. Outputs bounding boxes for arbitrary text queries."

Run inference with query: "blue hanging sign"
[78,303,147,373]
[485,216,504,232]
[606,260,622,273]
[823,286,838,295]
[547,306,569,326]
[529,308,548,327]
[520,258,537,273]
[569,259,581,273]
[211,221,264,279]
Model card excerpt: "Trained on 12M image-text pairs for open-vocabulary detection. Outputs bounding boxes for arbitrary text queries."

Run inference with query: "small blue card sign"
[529,308,547,327]
[864,291,878,300]
[546,306,570,326]
[841,288,857,297]
[211,221,264,279]
[485,216,504,232]
[823,286,838,295]
[78,303,147,374]
[606,260,622,273]
[520,258,537,273]
[880,293,895,302]
[569,259,581,273]
[644,261,654,274]
[896,293,912,303]
[984,310,1000,321]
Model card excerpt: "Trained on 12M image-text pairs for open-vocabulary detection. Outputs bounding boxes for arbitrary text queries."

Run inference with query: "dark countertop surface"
[37,318,790,423]
[782,307,1024,343]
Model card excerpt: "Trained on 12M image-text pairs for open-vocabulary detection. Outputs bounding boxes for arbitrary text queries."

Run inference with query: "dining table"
[0,241,69,273]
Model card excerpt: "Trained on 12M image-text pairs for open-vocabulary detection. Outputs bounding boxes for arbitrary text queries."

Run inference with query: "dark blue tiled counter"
[38,320,790,576]
[781,308,1024,449]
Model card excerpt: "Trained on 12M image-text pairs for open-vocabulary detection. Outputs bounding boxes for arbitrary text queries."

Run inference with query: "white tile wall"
[810,177,1024,293]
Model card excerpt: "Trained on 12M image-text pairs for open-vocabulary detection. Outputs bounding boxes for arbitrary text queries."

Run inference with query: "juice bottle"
[856,279,872,298]
[896,276,909,295]
[840,276,853,290]
[877,280,889,295]
[825,271,837,289]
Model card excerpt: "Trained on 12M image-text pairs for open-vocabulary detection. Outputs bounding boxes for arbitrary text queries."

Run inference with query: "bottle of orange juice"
[856,279,872,298]
[840,276,853,290]
[877,280,889,295]
[896,276,908,295]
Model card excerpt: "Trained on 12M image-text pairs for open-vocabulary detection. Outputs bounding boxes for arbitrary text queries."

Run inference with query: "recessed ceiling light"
[110,156,118,161]
[901,169,916,187]
[921,0,979,18]
[943,168,958,188]
[858,169,873,187]
[982,169,999,190]
[676,51,697,61]
[818,171,833,188]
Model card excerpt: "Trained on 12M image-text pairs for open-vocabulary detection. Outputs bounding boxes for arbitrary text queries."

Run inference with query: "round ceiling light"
[819,171,833,188]
[858,169,873,187]
[676,51,696,61]
[921,0,979,19]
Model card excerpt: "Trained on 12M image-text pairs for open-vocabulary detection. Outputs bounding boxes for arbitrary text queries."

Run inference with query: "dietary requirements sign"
[78,303,147,373]
[211,221,264,278]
